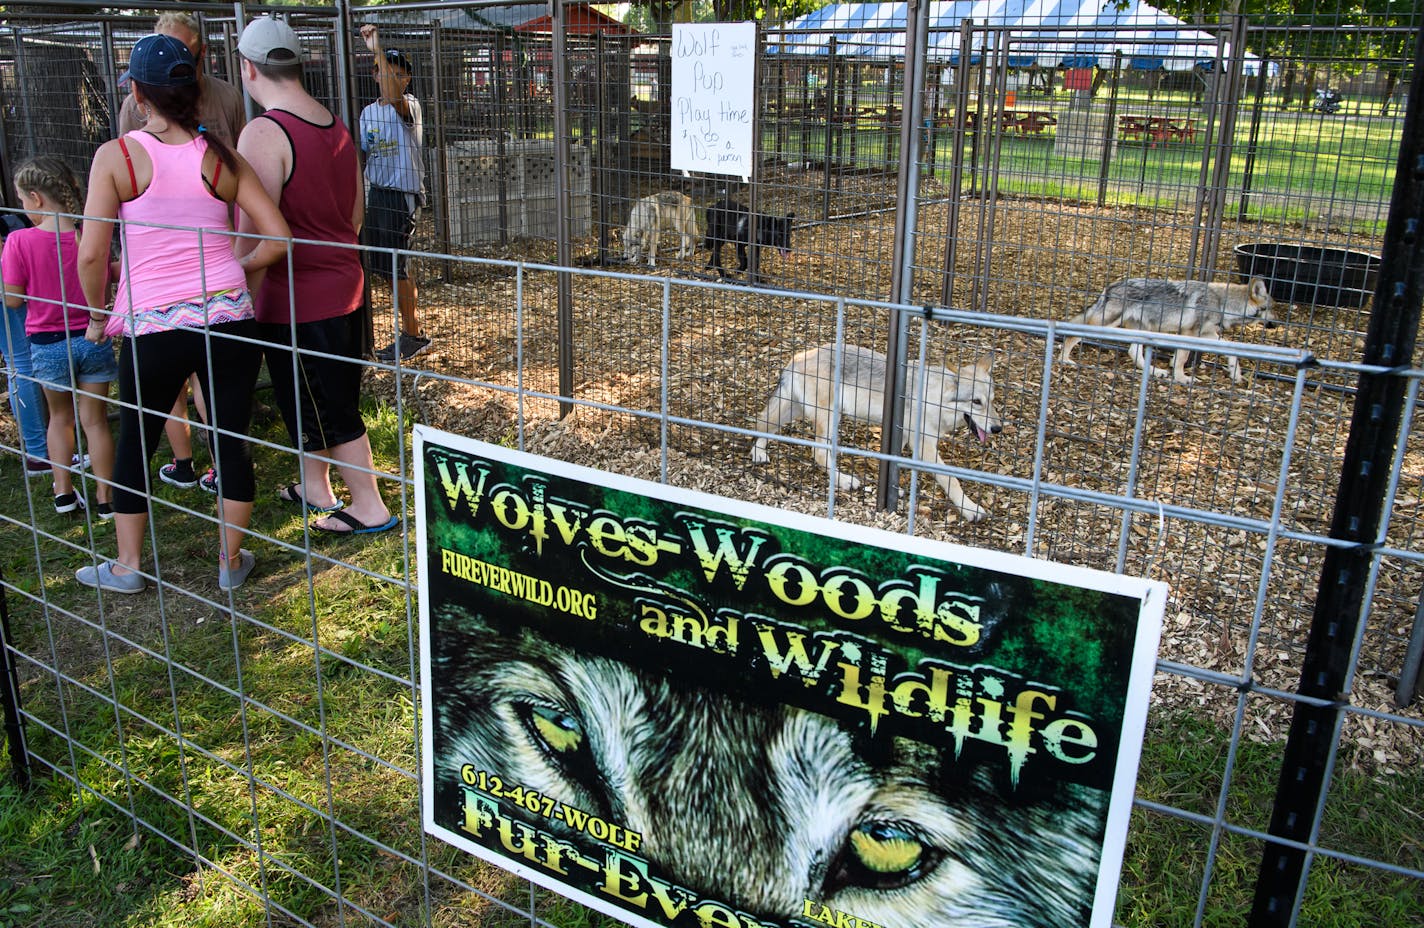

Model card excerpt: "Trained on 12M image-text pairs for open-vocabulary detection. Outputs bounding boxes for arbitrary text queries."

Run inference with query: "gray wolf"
[624,192,697,266]
[1059,277,1276,384]
[431,605,1104,928]
[750,344,1002,523]
[704,198,795,278]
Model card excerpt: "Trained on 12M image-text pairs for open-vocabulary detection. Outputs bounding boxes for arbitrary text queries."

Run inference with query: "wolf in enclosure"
[623,192,698,267]
[1060,277,1277,384]
[751,344,1002,523]
[703,198,795,279]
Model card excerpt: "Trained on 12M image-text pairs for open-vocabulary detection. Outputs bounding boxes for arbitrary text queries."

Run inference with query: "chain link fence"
[0,2,1420,926]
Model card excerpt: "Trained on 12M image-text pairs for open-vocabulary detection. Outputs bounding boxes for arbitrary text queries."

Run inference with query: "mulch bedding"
[370,179,1421,774]
[2,177,1411,773]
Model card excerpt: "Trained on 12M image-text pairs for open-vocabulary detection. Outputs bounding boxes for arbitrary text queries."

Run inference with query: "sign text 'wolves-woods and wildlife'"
[417,426,1165,928]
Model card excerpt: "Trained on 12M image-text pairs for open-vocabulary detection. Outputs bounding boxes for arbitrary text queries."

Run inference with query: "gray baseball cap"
[238,15,303,65]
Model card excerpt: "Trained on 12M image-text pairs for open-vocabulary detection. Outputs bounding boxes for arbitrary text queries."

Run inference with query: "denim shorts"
[30,335,119,388]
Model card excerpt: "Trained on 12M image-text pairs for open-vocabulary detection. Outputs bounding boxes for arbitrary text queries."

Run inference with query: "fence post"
[551,0,574,418]
[1249,24,1424,927]
[0,569,31,789]
[876,0,931,512]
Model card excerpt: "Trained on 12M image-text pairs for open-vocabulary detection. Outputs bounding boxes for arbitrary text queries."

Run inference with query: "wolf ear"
[1249,277,1271,304]
[969,352,994,377]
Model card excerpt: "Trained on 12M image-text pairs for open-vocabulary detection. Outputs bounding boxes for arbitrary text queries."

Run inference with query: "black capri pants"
[111,319,262,513]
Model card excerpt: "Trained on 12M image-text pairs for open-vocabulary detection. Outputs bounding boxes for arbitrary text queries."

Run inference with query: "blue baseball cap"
[120,33,198,87]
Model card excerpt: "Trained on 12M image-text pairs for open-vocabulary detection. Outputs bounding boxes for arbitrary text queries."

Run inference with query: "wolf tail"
[1071,292,1121,328]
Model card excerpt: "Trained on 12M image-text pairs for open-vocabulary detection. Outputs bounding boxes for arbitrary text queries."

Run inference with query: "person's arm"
[350,152,365,234]
[361,25,414,122]
[1,238,26,309]
[234,115,290,291]
[226,151,291,290]
[79,140,124,340]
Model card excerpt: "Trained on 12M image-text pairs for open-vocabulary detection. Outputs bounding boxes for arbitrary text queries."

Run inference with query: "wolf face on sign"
[432,606,1105,928]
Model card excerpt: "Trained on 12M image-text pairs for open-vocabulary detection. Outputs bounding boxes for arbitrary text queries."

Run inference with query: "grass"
[766,87,1402,233]
[0,395,1420,927]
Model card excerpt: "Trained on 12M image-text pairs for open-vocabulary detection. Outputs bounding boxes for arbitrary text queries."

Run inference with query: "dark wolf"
[703,198,795,278]
[1059,276,1277,384]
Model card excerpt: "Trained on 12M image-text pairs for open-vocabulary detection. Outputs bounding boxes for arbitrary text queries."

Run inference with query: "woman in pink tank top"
[75,33,290,595]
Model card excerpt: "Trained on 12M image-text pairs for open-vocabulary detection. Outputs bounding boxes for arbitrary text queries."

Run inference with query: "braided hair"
[13,156,85,243]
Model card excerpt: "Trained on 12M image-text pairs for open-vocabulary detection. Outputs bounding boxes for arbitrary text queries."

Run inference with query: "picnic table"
[1117,114,1197,145]
[1008,110,1058,135]
[948,109,1058,135]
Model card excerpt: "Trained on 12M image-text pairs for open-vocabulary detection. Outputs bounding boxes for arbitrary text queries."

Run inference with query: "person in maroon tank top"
[235,15,396,535]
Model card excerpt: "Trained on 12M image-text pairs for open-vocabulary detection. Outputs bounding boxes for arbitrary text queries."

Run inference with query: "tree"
[626,0,829,30]
[1152,0,1417,114]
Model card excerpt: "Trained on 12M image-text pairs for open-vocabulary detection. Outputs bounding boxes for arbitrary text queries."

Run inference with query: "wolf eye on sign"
[417,425,1166,928]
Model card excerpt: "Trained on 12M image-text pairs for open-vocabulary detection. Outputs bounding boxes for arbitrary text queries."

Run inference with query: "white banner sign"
[671,22,756,178]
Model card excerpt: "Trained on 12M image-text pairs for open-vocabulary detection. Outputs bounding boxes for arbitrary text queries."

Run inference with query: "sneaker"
[75,562,146,594]
[72,453,90,470]
[24,457,51,479]
[198,468,218,494]
[218,549,256,591]
[376,333,432,363]
[54,492,86,514]
[96,502,114,521]
[160,458,199,489]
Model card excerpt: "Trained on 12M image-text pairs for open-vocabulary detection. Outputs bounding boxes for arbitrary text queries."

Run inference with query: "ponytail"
[133,80,238,173]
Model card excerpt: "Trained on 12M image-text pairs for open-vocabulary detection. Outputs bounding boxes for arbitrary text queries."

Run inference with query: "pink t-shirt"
[1,226,89,335]
[113,131,248,334]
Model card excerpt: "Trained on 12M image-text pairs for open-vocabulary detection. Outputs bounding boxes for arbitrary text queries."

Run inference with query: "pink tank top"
[113,131,249,334]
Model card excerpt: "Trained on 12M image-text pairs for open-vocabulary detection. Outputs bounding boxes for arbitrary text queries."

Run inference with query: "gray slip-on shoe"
[218,549,256,591]
[76,562,146,594]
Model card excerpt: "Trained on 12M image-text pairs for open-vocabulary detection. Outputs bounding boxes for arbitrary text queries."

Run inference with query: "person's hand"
[360,24,380,53]
[85,316,110,345]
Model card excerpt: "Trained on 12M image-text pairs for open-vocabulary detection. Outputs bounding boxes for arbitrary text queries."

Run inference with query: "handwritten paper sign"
[671,22,755,178]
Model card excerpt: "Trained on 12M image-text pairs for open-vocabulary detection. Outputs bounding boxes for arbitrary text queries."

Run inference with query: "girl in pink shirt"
[1,157,117,516]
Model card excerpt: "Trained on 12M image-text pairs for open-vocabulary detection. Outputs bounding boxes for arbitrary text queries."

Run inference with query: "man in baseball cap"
[235,15,396,534]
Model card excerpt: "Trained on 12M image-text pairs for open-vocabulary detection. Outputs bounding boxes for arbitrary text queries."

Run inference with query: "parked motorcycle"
[1312,88,1343,115]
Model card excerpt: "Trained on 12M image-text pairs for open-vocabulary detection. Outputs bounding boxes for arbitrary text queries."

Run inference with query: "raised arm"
[361,25,414,123]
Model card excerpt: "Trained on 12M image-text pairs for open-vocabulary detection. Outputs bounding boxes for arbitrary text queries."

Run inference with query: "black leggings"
[111,320,262,514]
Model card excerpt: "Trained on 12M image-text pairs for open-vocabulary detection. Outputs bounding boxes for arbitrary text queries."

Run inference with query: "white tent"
[777,0,1256,72]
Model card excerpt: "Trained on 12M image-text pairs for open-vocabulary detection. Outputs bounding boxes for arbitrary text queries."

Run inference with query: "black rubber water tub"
[1233,243,1381,308]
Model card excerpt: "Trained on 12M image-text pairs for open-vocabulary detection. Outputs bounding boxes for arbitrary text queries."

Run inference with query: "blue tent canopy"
[775,0,1255,72]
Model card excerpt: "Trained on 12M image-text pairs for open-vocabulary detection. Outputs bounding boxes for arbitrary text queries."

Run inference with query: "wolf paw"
[958,500,988,523]
[750,444,769,465]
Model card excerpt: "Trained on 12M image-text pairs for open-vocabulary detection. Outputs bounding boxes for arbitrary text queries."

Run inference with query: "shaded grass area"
[769,90,1400,233]
[0,396,1419,927]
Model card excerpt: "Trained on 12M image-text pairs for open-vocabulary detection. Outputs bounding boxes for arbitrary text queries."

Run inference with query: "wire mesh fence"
[0,1,1421,926]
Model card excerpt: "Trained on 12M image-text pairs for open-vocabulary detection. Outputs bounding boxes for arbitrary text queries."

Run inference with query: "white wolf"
[750,344,1002,523]
[624,191,698,266]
